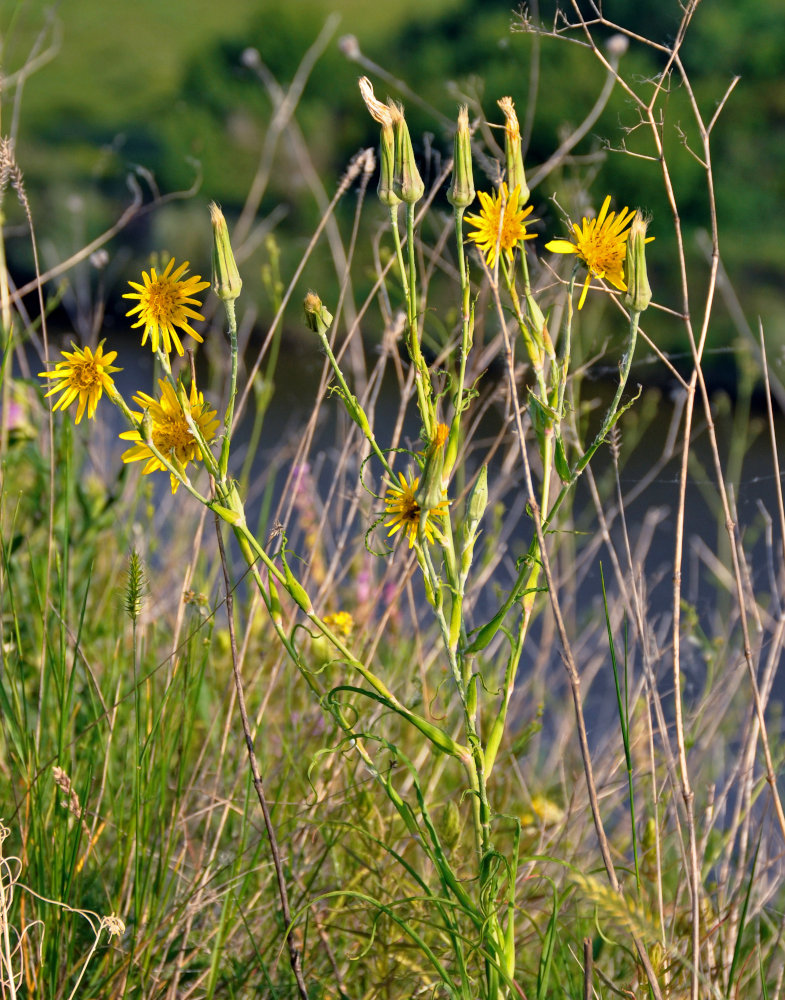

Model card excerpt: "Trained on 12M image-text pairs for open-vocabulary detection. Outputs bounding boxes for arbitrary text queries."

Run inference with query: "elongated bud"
[358,76,400,208]
[497,97,529,205]
[623,211,653,313]
[439,800,462,850]
[416,422,448,513]
[140,408,153,444]
[388,101,424,205]
[210,501,243,524]
[268,571,283,627]
[447,105,475,209]
[281,545,312,614]
[303,290,334,333]
[460,465,487,578]
[465,465,488,536]
[209,202,242,303]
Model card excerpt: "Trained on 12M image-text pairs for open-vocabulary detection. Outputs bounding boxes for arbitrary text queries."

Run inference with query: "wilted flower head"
[497,96,529,204]
[388,101,425,205]
[359,76,400,208]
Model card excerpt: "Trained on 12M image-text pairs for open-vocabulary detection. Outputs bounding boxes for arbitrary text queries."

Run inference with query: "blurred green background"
[3,0,785,379]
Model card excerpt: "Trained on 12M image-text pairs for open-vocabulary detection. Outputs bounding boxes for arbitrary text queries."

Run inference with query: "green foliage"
[3,2,785,998]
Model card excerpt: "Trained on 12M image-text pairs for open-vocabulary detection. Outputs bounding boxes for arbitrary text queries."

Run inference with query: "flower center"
[581,233,623,277]
[153,414,193,455]
[147,281,179,321]
[72,360,101,389]
[498,210,522,251]
[400,495,421,525]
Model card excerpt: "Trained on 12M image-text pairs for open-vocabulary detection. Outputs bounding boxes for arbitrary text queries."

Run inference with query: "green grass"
[3,2,785,998]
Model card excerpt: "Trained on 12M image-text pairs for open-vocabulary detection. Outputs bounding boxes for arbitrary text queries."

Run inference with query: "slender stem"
[501,255,547,401]
[389,203,409,298]
[214,515,310,1000]
[446,206,472,482]
[312,320,395,479]
[220,298,238,479]
[404,202,434,437]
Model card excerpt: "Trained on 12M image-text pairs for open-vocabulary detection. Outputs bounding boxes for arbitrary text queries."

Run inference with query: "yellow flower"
[323,611,354,639]
[38,340,121,424]
[432,422,449,449]
[384,471,448,548]
[545,195,636,309]
[123,258,210,356]
[465,183,535,268]
[119,378,219,493]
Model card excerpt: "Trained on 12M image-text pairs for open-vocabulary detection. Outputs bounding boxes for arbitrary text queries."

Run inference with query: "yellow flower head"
[38,340,121,424]
[323,611,354,639]
[465,182,535,268]
[545,195,637,309]
[119,378,219,493]
[123,258,210,356]
[432,422,450,449]
[383,471,448,549]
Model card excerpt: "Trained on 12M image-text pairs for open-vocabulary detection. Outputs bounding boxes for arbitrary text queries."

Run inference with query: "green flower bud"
[358,76,401,208]
[210,502,243,525]
[623,211,653,313]
[310,633,332,667]
[268,572,283,628]
[465,465,488,536]
[439,799,462,850]
[447,105,475,210]
[416,423,448,514]
[303,291,334,334]
[283,559,312,614]
[140,408,153,444]
[377,121,399,208]
[209,202,242,303]
[388,101,425,205]
[497,97,529,205]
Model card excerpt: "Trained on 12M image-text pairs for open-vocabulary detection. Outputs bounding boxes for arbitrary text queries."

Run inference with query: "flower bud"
[303,291,334,333]
[465,465,488,536]
[209,202,242,303]
[439,799,462,850]
[388,101,425,205]
[376,125,398,207]
[622,211,653,313]
[358,76,400,208]
[140,408,153,445]
[416,423,448,513]
[447,105,475,210]
[497,96,529,205]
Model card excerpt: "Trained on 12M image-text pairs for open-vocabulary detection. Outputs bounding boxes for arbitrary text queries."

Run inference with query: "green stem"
[220,298,238,479]
[469,306,642,655]
[445,206,472,483]
[501,255,547,402]
[404,203,434,438]
[312,320,395,480]
[389,203,409,299]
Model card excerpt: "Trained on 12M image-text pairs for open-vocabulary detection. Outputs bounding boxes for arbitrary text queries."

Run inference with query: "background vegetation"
[4,0,785,369]
[3,2,785,998]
